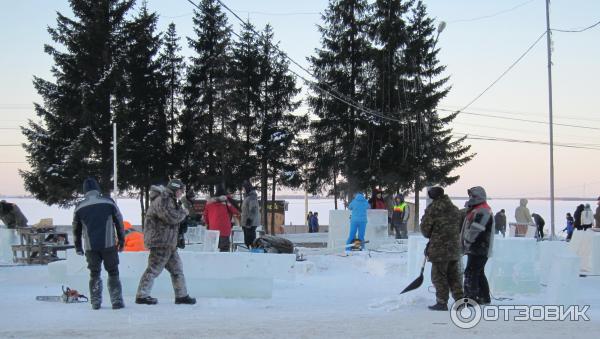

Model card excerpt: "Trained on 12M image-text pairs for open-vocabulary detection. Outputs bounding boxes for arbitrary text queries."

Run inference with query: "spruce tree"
[256,25,304,233]
[404,0,472,226]
[21,0,135,206]
[179,0,233,193]
[307,0,374,198]
[230,22,262,186]
[113,2,169,223]
[159,22,185,153]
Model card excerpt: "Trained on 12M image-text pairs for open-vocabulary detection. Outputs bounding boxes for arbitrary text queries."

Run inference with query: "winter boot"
[89,277,102,310]
[175,295,196,305]
[135,296,158,305]
[108,275,124,309]
[428,303,448,311]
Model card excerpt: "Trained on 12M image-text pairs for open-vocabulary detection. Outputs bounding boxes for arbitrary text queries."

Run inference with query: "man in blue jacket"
[73,177,125,310]
[346,193,370,251]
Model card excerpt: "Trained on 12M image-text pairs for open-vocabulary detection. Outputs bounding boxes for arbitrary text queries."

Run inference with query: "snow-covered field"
[1,245,599,338]
[1,197,599,338]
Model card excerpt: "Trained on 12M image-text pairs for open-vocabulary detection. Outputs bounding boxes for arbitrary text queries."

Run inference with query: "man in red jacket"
[203,184,240,252]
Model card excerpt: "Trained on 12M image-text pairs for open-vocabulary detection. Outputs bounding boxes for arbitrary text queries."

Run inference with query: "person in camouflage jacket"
[136,180,196,305]
[420,186,463,311]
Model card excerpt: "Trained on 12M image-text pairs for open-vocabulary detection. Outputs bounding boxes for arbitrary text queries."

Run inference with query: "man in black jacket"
[531,213,545,240]
[73,177,125,310]
[460,186,494,305]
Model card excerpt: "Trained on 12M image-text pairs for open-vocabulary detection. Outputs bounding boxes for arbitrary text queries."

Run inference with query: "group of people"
[564,201,598,241]
[72,177,262,310]
[306,211,319,233]
[419,186,494,311]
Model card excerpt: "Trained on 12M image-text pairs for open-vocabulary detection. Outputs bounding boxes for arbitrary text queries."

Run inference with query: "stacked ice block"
[0,228,19,264]
[48,251,297,299]
[488,237,540,294]
[406,235,432,286]
[546,252,581,305]
[327,209,389,250]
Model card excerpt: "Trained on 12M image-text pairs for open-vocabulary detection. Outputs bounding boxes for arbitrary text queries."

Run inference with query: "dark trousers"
[85,246,122,306]
[85,246,119,278]
[218,236,231,252]
[243,226,257,247]
[464,254,490,303]
[537,225,544,239]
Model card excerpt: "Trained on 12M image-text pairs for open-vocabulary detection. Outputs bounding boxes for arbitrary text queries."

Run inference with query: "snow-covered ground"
[1,244,599,338]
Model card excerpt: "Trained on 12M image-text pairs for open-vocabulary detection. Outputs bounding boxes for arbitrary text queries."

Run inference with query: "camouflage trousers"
[431,260,463,305]
[136,247,188,298]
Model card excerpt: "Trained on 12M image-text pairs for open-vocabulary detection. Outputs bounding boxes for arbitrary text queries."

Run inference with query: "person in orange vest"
[123,221,146,252]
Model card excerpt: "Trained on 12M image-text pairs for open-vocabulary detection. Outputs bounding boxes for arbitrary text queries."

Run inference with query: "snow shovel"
[400,256,427,294]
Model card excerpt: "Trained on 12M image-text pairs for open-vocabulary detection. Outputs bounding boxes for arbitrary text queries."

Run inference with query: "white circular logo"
[450,298,482,329]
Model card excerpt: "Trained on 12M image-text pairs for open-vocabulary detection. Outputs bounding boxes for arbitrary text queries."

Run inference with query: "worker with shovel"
[420,186,463,311]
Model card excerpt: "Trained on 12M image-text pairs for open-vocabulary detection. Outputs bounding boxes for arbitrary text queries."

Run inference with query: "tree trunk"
[414,179,420,233]
[260,157,268,234]
[271,172,276,235]
[333,138,338,210]
[139,190,145,229]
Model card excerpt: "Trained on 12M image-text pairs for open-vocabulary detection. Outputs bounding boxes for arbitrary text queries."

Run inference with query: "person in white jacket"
[581,203,594,231]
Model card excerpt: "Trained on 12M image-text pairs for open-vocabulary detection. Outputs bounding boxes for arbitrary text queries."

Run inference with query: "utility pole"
[545,0,556,240]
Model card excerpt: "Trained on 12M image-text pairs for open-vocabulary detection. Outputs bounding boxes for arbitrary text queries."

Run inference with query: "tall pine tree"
[22,0,135,206]
[229,22,262,187]
[113,2,169,224]
[179,0,234,193]
[307,0,374,199]
[256,25,304,233]
[159,22,185,154]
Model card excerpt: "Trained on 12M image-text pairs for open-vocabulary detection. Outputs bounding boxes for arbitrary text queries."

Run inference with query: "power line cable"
[455,31,547,114]
[453,133,600,151]
[440,105,600,123]
[448,0,535,23]
[552,19,600,33]
[440,108,600,131]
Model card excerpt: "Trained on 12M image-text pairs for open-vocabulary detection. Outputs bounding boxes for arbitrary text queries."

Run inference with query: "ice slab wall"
[0,228,19,264]
[406,235,432,286]
[546,253,581,305]
[48,251,297,299]
[569,231,600,274]
[488,237,540,294]
[538,240,571,285]
[328,209,389,250]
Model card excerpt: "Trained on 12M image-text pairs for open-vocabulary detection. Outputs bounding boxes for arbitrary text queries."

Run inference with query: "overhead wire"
[447,0,535,24]
[552,19,600,33]
[439,108,600,131]
[455,31,547,114]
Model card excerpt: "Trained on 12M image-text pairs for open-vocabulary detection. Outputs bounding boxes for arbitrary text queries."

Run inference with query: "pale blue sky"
[1,0,599,198]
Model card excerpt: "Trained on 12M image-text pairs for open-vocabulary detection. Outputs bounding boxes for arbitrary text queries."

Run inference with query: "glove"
[76,247,84,256]
[177,233,186,249]
[117,240,125,252]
